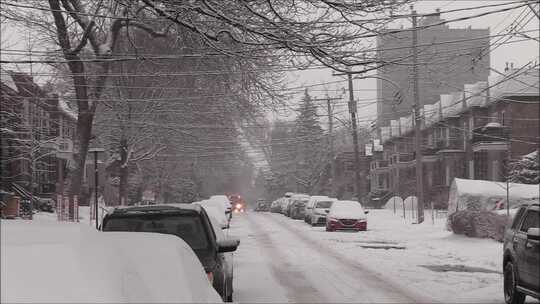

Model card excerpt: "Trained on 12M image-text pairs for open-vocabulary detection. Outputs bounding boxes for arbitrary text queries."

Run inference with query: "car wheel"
[504,262,525,304]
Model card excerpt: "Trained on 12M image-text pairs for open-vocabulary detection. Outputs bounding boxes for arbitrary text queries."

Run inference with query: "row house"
[370,67,539,208]
[0,69,77,199]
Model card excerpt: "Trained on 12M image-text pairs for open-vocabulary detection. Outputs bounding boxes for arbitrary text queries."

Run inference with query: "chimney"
[510,62,514,69]
[504,62,509,72]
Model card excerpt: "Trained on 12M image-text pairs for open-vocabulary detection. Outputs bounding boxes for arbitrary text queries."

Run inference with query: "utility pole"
[331,70,362,201]
[348,73,362,201]
[411,6,424,223]
[327,95,335,196]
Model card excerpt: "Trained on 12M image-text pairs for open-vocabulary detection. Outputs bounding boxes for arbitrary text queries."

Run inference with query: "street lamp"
[88,147,105,229]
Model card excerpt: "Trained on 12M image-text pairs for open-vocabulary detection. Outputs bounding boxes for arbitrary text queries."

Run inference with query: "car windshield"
[316,201,333,208]
[103,214,209,250]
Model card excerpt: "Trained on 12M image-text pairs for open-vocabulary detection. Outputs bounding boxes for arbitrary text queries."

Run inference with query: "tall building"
[376,10,490,127]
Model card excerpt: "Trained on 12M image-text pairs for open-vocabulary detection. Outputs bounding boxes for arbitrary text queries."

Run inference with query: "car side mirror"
[217,238,240,253]
[527,228,540,241]
[364,210,369,214]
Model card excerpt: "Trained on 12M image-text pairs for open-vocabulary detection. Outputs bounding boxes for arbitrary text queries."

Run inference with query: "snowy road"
[230,212,430,303]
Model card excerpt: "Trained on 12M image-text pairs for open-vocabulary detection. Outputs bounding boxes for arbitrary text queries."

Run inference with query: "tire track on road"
[265,213,436,303]
[245,213,330,303]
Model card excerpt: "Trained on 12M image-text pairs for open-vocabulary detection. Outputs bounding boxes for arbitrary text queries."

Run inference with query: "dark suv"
[503,203,539,304]
[101,204,239,302]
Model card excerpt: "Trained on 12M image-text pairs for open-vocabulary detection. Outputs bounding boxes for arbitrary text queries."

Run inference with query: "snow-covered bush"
[447,210,510,242]
[508,150,539,184]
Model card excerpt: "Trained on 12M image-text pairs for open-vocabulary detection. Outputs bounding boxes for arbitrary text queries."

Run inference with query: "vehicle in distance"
[270,199,282,213]
[254,199,270,212]
[286,194,309,217]
[503,203,539,304]
[228,193,246,213]
[101,204,240,302]
[326,200,369,232]
[290,197,310,220]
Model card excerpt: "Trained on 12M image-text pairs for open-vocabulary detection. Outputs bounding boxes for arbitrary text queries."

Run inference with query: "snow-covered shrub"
[508,150,539,184]
[447,210,510,242]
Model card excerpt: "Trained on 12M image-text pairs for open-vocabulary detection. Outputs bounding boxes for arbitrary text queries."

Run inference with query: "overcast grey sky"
[1,0,538,127]
[282,0,539,127]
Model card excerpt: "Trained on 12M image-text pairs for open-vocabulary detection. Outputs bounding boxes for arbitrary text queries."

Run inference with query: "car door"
[516,209,540,289]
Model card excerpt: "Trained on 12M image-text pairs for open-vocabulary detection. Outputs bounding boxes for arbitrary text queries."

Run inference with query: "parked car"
[290,198,310,219]
[208,195,233,220]
[286,194,309,217]
[304,196,329,223]
[101,204,240,302]
[194,201,229,229]
[206,209,238,302]
[309,198,336,226]
[326,200,369,232]
[503,203,539,304]
[255,199,270,212]
[270,199,282,213]
[280,196,293,215]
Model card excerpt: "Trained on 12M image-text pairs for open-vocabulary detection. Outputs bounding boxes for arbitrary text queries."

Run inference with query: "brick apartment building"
[370,67,539,208]
[0,70,77,199]
[376,10,490,127]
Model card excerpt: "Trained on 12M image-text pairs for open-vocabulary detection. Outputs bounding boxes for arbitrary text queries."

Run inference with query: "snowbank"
[1,220,221,303]
[448,178,539,213]
[383,196,403,210]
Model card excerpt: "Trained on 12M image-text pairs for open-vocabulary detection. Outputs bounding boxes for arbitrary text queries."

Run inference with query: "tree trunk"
[119,138,128,205]
[70,112,93,206]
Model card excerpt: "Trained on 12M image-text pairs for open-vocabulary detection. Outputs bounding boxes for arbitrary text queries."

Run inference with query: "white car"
[304,196,329,223]
[309,198,336,226]
[326,200,369,232]
[194,201,229,229]
[208,195,232,219]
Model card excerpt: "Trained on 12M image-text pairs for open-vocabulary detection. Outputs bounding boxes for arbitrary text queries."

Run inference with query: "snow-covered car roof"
[329,200,366,220]
[111,204,202,215]
[1,221,221,303]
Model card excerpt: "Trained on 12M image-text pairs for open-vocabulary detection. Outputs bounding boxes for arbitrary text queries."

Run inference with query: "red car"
[326,200,369,232]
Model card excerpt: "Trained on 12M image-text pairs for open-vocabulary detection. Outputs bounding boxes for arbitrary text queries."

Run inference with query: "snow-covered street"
[229,210,532,304]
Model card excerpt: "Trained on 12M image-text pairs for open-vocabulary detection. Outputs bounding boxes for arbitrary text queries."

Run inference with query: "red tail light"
[206,272,214,284]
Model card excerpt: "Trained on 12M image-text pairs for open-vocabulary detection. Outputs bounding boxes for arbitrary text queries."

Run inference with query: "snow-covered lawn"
[1,217,221,303]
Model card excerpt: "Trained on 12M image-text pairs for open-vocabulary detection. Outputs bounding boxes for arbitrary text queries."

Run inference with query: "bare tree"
[2,0,409,200]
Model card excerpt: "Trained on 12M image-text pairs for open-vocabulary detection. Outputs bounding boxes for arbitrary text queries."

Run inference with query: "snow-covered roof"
[483,122,502,128]
[0,69,17,92]
[448,178,539,213]
[489,68,540,101]
[452,178,538,198]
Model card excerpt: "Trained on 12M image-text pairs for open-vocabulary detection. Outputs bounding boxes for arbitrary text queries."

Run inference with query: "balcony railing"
[472,125,508,144]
